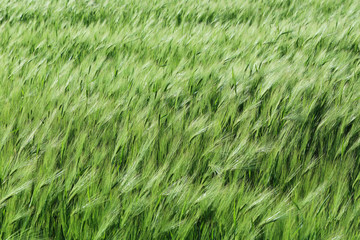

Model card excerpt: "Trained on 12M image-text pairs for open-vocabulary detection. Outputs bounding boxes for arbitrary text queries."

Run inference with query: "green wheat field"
[0,0,359,239]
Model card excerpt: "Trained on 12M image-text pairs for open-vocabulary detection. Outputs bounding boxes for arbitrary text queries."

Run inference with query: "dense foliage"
[0,0,359,239]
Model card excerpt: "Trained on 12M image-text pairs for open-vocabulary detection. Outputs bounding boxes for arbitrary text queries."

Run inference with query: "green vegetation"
[0,0,359,239]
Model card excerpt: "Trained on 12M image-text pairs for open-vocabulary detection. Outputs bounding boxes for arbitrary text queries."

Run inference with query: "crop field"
[0,0,359,239]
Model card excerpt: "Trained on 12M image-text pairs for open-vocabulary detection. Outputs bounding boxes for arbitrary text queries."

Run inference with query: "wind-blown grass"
[0,0,359,239]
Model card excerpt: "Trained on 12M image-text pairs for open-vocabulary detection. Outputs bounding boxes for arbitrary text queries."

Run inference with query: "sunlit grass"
[0,0,359,239]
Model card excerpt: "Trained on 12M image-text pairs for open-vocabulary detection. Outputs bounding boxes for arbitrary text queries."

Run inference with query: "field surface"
[0,0,360,239]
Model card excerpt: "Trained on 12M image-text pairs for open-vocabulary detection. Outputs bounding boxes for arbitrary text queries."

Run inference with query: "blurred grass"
[0,0,359,239]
